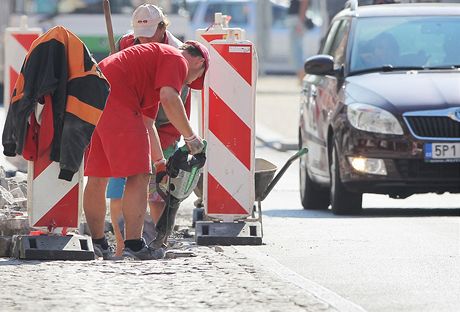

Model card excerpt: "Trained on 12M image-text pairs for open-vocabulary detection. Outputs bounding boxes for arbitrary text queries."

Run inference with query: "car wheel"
[299,134,330,210]
[330,144,362,215]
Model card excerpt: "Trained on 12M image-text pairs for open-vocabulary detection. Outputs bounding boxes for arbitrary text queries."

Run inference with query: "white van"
[184,0,328,74]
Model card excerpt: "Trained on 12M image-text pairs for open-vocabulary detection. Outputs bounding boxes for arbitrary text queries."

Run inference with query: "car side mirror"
[304,55,335,76]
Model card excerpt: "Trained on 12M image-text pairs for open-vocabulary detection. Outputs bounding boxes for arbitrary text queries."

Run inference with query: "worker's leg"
[148,174,166,224]
[106,177,127,256]
[148,201,165,225]
[110,199,124,256]
[122,173,150,241]
[83,176,108,239]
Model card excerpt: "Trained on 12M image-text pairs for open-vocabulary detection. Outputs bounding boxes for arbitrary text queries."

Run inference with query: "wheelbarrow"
[193,147,308,245]
[252,147,308,235]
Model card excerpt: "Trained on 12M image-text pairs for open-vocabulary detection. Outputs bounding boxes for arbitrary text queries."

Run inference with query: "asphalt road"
[249,75,460,312]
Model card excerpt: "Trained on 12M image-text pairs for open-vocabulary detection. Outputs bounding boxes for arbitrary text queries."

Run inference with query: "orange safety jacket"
[2,26,109,181]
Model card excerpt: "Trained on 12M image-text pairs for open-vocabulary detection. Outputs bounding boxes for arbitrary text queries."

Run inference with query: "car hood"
[345,71,460,114]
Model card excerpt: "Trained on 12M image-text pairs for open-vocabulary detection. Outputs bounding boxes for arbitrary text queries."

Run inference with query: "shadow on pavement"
[263,208,460,219]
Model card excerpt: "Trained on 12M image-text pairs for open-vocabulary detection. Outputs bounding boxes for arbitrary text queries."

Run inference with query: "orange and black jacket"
[2,26,109,181]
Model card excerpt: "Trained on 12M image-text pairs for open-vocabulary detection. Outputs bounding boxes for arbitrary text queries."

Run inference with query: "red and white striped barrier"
[27,98,83,234]
[3,16,41,110]
[203,35,257,221]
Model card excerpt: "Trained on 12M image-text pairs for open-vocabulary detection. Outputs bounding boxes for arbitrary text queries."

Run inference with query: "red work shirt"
[96,43,187,133]
[116,33,193,149]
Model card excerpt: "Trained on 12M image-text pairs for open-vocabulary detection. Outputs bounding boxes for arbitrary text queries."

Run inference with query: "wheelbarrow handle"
[260,147,308,201]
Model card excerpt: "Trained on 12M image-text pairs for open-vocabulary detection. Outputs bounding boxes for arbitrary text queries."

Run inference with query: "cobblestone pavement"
[0,244,335,312]
[0,195,337,312]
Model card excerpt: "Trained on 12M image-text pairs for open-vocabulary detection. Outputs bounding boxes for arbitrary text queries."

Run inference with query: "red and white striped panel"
[204,40,257,220]
[28,154,83,232]
[3,26,41,109]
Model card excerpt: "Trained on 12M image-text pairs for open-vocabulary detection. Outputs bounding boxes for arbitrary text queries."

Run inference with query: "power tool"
[151,142,206,248]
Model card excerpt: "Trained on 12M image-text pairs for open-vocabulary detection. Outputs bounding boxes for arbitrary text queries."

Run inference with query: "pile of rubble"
[0,167,27,217]
[0,167,29,235]
[0,166,30,257]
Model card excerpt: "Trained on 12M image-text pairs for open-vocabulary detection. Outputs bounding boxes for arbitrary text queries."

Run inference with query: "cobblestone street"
[0,188,337,312]
[1,243,335,312]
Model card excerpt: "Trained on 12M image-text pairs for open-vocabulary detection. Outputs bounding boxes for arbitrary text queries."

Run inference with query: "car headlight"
[347,103,403,135]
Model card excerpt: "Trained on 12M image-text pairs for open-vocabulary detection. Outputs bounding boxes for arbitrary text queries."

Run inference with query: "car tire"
[299,134,330,210]
[330,144,362,215]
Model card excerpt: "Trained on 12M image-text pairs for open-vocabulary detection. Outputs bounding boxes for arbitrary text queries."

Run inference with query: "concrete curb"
[256,123,298,152]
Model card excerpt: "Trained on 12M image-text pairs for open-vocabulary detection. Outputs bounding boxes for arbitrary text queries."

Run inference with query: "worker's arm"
[159,86,194,138]
[159,86,204,154]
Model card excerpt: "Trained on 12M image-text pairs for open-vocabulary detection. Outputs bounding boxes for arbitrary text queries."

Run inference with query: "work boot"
[122,245,165,260]
[93,243,115,260]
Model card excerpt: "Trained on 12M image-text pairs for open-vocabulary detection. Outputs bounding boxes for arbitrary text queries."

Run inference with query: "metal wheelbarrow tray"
[252,148,308,234]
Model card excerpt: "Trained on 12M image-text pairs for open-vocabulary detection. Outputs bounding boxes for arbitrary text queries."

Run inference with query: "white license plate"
[424,143,460,162]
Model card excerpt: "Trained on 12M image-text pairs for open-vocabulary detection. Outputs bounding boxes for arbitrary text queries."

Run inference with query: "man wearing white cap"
[105,4,196,257]
[116,4,183,50]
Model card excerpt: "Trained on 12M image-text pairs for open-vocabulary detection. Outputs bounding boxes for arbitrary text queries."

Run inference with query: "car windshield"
[350,16,460,73]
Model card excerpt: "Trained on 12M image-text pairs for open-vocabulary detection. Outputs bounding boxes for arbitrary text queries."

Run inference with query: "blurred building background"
[1,0,460,99]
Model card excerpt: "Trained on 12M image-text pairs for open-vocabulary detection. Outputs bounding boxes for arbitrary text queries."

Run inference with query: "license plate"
[424,143,460,162]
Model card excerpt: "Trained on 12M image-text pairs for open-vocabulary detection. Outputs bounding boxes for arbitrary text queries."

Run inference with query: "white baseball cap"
[131,4,165,38]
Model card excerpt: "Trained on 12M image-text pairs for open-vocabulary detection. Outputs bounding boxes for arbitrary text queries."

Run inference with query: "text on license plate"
[424,143,460,162]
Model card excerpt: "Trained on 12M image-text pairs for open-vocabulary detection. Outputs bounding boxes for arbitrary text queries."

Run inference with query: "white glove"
[184,133,205,155]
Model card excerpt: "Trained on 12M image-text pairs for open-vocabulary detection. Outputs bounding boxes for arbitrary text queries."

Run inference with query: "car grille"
[395,159,460,179]
[405,116,460,138]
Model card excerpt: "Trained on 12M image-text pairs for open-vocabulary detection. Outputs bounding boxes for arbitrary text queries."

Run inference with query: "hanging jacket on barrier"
[2,26,110,181]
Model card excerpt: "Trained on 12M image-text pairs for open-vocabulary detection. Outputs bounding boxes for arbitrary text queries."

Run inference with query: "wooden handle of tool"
[103,0,116,54]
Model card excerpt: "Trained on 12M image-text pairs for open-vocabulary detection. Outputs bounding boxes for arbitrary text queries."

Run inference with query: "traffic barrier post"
[195,30,261,245]
[5,22,94,260]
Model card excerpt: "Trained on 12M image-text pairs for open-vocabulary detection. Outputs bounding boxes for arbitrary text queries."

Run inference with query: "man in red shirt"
[84,41,209,260]
[107,3,194,257]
